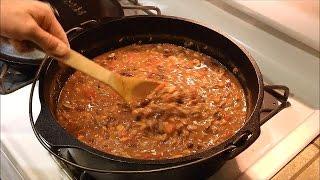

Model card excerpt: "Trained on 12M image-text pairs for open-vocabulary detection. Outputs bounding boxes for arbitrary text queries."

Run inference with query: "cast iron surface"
[0,61,37,94]
[56,148,227,180]
[54,86,290,180]
[43,0,124,31]
[31,16,270,179]
[36,15,264,162]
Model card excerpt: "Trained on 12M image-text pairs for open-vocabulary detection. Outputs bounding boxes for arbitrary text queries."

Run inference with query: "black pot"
[33,16,265,180]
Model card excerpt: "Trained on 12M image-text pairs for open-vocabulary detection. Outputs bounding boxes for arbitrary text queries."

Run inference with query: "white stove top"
[1,0,319,179]
[1,85,318,180]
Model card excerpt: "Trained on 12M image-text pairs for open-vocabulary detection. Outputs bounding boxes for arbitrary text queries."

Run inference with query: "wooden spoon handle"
[59,50,160,102]
[61,50,119,89]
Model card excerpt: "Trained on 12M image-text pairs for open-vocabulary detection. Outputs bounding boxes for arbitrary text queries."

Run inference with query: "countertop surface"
[223,0,320,51]
[272,136,320,180]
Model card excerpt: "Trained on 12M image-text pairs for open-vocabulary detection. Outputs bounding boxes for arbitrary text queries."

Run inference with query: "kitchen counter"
[272,136,320,180]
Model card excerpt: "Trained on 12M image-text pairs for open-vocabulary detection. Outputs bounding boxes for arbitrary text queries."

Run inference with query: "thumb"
[29,26,70,59]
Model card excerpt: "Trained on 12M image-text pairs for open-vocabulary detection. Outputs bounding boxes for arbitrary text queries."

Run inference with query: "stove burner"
[52,86,290,180]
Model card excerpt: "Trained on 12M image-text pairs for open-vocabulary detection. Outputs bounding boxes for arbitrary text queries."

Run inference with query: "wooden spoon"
[60,50,161,102]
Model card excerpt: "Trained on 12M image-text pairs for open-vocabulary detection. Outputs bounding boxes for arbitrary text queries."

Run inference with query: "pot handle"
[65,17,124,41]
[35,104,85,149]
[65,19,99,40]
[29,57,88,151]
[224,85,290,160]
[259,85,290,125]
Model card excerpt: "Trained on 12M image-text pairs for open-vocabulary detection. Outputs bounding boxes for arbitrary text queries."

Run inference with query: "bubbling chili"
[56,44,247,159]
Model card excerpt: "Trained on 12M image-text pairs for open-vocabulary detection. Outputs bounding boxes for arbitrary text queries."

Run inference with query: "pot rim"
[37,15,264,165]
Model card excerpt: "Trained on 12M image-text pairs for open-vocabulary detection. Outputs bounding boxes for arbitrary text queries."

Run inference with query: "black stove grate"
[0,61,37,94]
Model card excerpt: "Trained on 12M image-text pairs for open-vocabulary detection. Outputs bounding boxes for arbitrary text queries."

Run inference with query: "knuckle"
[23,21,38,36]
[39,2,54,15]
[45,37,59,51]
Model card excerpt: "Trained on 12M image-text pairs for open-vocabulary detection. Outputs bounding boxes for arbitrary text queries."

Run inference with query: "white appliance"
[1,0,319,179]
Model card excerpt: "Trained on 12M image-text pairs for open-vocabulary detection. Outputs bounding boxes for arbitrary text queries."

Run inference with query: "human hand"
[0,0,70,59]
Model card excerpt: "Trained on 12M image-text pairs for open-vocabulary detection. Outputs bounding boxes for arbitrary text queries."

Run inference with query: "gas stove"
[1,0,319,180]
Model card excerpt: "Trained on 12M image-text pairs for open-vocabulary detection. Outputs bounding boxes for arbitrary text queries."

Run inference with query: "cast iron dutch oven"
[30,16,265,180]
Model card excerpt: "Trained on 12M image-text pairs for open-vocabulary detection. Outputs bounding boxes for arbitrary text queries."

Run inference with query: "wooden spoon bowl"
[61,50,161,102]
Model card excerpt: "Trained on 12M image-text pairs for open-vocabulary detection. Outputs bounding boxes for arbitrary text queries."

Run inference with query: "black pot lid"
[0,0,124,65]
[47,0,124,31]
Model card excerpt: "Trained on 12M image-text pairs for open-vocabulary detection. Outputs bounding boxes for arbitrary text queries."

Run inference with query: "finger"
[30,2,69,47]
[43,8,69,47]
[28,25,69,59]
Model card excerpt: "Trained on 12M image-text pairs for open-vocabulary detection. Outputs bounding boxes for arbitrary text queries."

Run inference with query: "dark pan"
[33,15,265,180]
